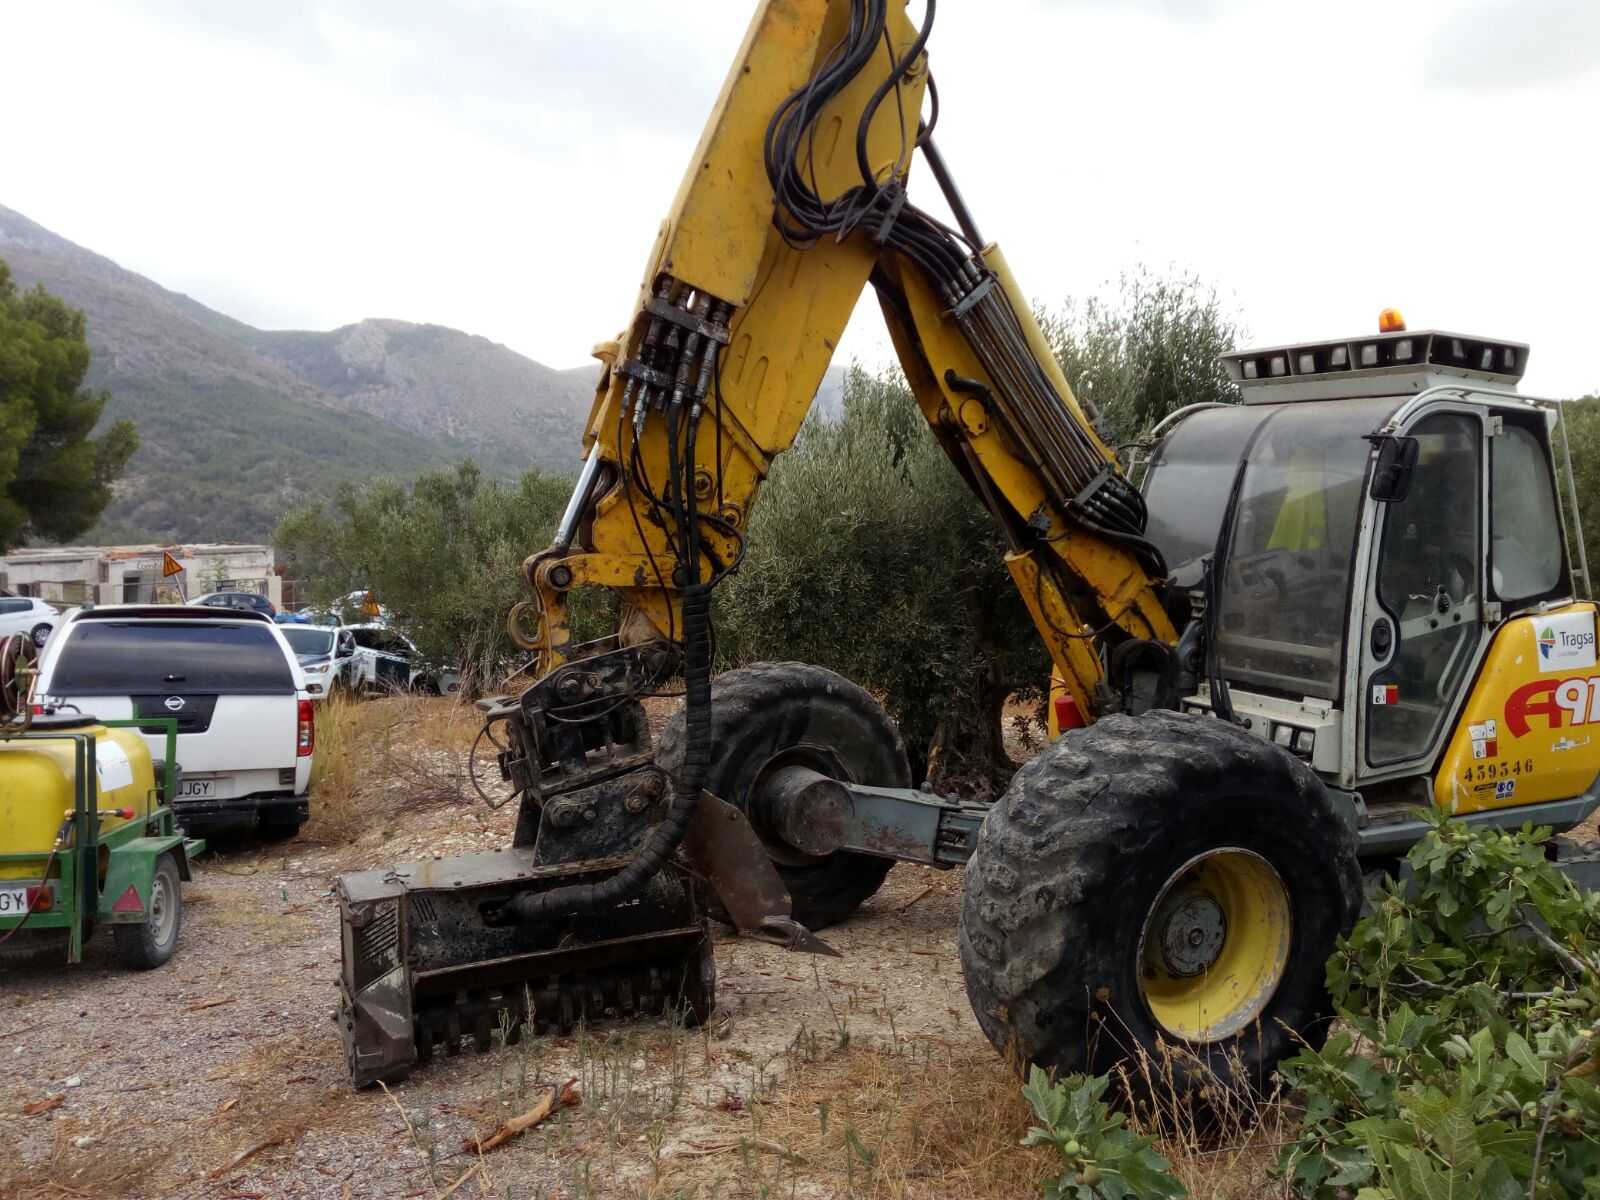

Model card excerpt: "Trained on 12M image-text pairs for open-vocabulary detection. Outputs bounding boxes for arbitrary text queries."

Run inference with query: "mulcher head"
[336,849,714,1088]
[334,639,830,1088]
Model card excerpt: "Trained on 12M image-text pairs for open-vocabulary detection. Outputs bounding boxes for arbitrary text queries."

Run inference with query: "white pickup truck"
[33,605,315,836]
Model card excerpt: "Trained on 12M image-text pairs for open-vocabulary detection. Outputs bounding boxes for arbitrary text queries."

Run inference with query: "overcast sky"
[6,0,1598,396]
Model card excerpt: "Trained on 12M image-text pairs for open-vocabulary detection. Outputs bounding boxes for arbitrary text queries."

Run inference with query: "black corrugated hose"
[506,354,714,924]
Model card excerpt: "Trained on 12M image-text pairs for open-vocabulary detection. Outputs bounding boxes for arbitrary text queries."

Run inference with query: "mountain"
[0,204,594,542]
[0,204,845,544]
[244,323,595,467]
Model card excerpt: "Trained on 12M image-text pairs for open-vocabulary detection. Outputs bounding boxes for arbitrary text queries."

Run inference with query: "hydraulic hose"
[503,583,711,923]
[505,302,721,925]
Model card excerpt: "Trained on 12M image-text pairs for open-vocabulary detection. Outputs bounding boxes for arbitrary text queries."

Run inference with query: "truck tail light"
[298,698,315,757]
[25,885,53,912]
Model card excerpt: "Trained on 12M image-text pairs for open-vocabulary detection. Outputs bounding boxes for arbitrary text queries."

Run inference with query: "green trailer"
[0,710,204,969]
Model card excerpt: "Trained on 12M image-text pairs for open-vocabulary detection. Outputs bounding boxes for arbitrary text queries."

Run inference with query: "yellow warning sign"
[162,551,184,578]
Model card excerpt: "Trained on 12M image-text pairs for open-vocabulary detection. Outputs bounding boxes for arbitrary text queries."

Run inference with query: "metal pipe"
[919,134,984,248]
[553,447,602,550]
[1557,402,1592,597]
[759,765,853,858]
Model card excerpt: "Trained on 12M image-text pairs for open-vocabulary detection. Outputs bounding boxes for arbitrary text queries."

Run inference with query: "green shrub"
[1021,1066,1186,1199]
[1280,813,1600,1199]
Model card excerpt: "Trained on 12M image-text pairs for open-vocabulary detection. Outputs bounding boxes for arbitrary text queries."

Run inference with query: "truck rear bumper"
[175,793,309,832]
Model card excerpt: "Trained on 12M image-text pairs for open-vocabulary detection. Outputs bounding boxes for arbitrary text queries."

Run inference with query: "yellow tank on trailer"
[0,723,158,880]
[0,698,199,970]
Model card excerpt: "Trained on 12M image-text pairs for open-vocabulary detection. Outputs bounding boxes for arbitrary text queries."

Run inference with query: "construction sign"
[162,551,184,578]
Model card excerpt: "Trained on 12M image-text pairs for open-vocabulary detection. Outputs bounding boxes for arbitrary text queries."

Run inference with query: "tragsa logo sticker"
[1536,612,1597,673]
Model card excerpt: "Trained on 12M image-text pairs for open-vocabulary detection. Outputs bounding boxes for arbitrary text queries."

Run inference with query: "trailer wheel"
[657,662,909,930]
[959,710,1361,1100]
[114,854,184,970]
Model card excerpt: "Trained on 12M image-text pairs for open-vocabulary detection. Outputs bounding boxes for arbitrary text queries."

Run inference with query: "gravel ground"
[6,694,1592,1199]
[0,791,976,1199]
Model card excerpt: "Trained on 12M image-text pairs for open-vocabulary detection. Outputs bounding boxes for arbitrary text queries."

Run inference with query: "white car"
[33,605,314,836]
[0,594,61,648]
[342,624,459,695]
[280,623,356,699]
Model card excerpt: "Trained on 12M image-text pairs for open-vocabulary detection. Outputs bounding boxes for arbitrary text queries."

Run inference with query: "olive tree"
[1555,393,1600,597]
[714,366,1047,795]
[274,461,582,689]
[1037,265,1243,443]
[716,269,1244,793]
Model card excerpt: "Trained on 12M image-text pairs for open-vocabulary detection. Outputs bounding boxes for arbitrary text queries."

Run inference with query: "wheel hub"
[1135,847,1293,1043]
[150,874,176,946]
[1154,891,1226,977]
[756,763,853,858]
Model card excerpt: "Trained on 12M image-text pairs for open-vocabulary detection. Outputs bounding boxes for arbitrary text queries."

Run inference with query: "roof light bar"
[1221,328,1529,394]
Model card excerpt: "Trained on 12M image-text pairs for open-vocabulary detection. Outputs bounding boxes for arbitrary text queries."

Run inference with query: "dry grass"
[304,693,481,847]
[650,1032,1293,1200]
[653,1034,1050,1199]
[1115,1046,1298,1200]
[182,886,307,947]
[0,1041,343,1198]
[0,1125,162,1200]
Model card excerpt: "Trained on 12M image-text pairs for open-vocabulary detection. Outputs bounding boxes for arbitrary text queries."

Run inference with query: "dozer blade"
[335,850,714,1089]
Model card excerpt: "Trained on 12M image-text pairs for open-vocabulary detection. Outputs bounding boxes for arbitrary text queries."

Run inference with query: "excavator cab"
[1137,324,1600,848]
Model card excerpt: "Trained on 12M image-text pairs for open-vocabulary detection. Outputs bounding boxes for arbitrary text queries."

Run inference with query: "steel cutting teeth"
[411,959,712,1060]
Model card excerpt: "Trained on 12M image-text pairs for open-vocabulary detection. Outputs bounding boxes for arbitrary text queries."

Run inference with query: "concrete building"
[0,543,281,607]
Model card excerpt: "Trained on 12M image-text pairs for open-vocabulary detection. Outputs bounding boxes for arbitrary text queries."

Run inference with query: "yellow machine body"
[1436,602,1600,816]
[0,724,157,878]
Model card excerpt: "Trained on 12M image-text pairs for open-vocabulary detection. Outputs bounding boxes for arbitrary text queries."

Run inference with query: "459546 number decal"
[1461,758,1534,784]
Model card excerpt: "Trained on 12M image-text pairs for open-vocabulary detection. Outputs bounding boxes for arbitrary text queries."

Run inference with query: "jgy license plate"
[177,779,215,799]
[0,887,32,916]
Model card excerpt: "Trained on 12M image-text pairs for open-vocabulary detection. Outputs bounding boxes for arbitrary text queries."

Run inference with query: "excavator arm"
[335,0,1184,1088]
[515,0,1175,718]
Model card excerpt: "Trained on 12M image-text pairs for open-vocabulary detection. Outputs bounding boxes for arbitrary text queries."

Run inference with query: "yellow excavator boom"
[513,0,1175,721]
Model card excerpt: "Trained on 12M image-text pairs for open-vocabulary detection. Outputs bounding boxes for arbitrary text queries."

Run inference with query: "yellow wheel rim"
[1136,848,1292,1043]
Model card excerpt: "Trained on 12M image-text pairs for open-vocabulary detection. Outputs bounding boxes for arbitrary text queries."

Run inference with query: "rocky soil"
[0,711,977,1199]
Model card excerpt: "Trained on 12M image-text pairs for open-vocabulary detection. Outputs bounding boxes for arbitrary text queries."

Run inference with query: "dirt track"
[8,695,1595,1199]
[0,787,978,1199]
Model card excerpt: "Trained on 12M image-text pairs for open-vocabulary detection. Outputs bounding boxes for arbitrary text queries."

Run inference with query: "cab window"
[1212,398,1398,700]
[1491,419,1565,604]
[1367,413,1481,765]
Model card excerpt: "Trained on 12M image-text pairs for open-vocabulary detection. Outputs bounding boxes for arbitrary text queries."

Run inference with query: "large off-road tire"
[959,709,1361,1099]
[657,662,909,930]
[113,854,183,970]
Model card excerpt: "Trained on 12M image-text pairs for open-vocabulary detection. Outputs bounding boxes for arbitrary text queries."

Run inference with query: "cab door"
[1357,407,1488,779]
